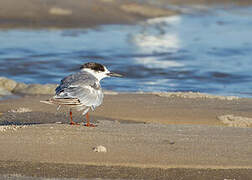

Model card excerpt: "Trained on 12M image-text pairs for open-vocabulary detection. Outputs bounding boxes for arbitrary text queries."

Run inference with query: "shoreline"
[0,76,244,98]
[1,76,252,128]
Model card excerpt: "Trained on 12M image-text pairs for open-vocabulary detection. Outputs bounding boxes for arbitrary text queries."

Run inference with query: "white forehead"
[81,66,110,81]
[104,66,109,72]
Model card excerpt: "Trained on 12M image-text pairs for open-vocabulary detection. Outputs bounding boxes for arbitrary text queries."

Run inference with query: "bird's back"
[54,71,104,108]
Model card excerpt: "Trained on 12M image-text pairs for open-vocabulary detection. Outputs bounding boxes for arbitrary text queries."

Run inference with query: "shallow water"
[0,6,252,97]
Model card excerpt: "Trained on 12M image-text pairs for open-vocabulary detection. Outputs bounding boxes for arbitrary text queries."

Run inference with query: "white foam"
[135,57,183,69]
[218,114,252,128]
[151,92,239,100]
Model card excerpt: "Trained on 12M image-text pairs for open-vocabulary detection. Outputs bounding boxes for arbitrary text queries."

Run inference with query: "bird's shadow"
[0,111,95,126]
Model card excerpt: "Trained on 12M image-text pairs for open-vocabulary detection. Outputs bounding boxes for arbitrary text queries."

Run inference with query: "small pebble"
[93,145,107,152]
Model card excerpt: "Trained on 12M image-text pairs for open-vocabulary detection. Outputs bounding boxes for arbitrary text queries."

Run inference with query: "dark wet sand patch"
[0,161,251,180]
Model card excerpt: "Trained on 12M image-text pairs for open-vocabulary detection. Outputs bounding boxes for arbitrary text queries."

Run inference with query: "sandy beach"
[1,0,252,179]
[1,93,252,127]
[0,93,252,179]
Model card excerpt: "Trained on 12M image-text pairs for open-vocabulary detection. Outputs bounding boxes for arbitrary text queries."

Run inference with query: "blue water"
[0,6,252,97]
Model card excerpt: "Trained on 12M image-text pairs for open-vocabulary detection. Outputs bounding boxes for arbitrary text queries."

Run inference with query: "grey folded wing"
[56,71,96,93]
[55,72,104,108]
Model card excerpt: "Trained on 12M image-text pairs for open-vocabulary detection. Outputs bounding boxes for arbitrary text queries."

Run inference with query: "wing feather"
[54,71,104,108]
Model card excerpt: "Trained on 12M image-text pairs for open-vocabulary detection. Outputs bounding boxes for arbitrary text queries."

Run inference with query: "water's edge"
[1,6,252,97]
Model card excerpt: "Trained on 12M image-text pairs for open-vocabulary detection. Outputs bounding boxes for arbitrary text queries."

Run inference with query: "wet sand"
[0,161,252,180]
[1,0,252,29]
[0,94,252,179]
[0,0,177,29]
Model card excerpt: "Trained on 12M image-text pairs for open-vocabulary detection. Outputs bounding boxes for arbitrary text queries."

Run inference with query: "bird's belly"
[94,89,104,107]
[79,88,104,108]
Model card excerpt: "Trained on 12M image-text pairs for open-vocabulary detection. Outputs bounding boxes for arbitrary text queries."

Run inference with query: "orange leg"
[69,109,79,125]
[84,112,96,127]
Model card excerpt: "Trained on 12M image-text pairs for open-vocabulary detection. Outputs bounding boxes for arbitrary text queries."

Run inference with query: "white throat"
[81,68,109,81]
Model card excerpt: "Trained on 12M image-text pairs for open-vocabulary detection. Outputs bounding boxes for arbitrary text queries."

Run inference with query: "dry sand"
[0,93,252,179]
[1,93,252,127]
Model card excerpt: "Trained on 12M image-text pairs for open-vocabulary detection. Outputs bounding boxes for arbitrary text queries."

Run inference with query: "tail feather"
[40,100,54,105]
[40,98,81,106]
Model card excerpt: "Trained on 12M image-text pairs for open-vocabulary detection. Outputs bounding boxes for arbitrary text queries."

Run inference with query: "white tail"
[40,100,54,105]
[40,98,81,106]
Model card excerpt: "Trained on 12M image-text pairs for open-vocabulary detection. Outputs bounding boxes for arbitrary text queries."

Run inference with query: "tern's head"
[80,62,122,81]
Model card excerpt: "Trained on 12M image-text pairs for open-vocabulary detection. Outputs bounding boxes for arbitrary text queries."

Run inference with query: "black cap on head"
[80,62,105,72]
